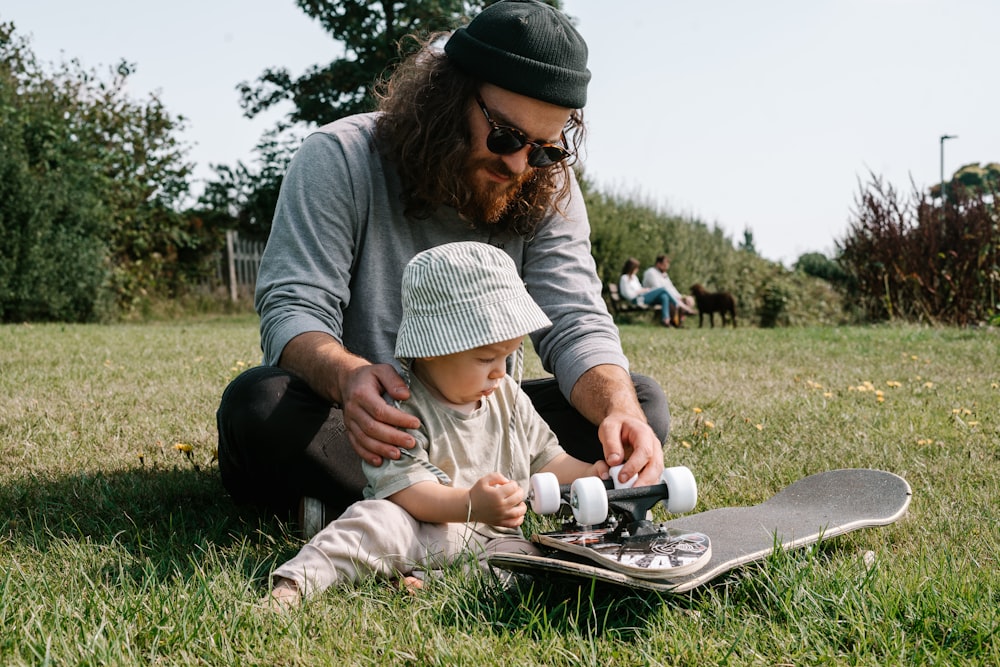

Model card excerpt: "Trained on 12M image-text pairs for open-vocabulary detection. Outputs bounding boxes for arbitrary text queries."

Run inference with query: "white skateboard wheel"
[570,476,608,525]
[661,466,698,514]
[529,472,561,515]
[609,464,638,489]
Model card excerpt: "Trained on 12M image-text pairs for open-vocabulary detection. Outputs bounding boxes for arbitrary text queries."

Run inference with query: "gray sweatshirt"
[255,113,627,400]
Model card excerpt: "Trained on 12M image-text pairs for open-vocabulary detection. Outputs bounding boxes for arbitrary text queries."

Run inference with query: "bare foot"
[397,575,424,594]
[263,577,302,611]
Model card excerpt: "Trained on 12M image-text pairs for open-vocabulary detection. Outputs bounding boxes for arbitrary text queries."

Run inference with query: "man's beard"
[459,156,533,225]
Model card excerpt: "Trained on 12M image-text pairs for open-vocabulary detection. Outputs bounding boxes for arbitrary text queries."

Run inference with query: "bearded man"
[216,0,671,532]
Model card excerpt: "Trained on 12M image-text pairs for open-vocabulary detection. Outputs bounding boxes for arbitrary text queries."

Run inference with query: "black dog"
[690,284,737,328]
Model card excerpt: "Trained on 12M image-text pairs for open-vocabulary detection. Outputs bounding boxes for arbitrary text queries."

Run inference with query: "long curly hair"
[374,35,585,238]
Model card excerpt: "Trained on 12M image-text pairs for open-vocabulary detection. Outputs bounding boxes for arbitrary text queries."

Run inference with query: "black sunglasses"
[475,95,573,168]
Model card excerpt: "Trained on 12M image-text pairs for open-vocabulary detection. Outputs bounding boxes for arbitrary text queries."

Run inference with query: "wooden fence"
[223,230,265,302]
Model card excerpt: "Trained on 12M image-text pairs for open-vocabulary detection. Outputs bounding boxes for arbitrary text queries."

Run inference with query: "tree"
[199,127,305,241]
[794,252,848,286]
[238,1,563,128]
[738,226,757,254]
[929,162,1000,200]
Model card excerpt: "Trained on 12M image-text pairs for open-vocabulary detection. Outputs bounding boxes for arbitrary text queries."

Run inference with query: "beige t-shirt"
[362,373,565,537]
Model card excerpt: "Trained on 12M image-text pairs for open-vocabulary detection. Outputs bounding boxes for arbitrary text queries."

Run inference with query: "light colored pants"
[271,499,540,597]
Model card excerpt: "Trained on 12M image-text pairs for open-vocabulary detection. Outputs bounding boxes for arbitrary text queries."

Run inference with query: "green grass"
[2,318,998,665]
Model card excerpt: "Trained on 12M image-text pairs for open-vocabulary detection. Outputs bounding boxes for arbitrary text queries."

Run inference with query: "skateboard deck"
[491,468,911,593]
[533,525,712,579]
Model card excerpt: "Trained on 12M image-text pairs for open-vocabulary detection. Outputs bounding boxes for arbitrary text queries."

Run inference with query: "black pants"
[216,366,670,518]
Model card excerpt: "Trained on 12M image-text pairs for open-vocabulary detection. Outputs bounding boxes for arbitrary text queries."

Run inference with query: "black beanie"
[444,0,590,109]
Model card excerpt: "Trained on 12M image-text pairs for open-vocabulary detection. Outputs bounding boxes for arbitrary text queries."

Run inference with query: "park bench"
[606,282,662,322]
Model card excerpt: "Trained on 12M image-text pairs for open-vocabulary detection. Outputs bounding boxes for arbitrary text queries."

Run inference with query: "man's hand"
[339,364,421,466]
[279,332,420,467]
[597,413,664,487]
[569,364,665,487]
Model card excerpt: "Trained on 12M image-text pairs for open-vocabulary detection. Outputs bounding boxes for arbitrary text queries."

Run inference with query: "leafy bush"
[795,252,849,286]
[0,26,114,321]
[0,22,207,322]
[583,176,846,327]
[758,283,788,328]
[838,173,1000,325]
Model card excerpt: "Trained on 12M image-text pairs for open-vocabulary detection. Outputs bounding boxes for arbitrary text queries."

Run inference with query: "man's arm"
[256,123,425,465]
[568,364,664,486]
[279,331,420,466]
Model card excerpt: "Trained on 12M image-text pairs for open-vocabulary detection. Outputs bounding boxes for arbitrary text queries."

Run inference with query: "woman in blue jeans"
[618,257,678,328]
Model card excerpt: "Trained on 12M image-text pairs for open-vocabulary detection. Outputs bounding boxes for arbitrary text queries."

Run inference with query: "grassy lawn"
[1,317,997,665]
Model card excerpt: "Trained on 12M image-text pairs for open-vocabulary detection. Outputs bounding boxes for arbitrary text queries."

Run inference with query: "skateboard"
[491,468,911,593]
[517,466,713,579]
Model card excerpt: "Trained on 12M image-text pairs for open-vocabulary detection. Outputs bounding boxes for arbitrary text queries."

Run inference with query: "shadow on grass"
[0,465,288,583]
[437,571,704,641]
[463,538,873,639]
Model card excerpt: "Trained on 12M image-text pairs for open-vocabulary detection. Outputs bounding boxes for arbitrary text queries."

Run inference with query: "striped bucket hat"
[395,242,551,359]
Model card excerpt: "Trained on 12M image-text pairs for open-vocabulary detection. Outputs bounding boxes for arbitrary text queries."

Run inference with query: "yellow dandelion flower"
[886,381,901,388]
[704,421,715,429]
[681,440,692,449]
[174,443,193,453]
[968,421,980,427]
[755,423,763,431]
[952,408,961,414]
[992,382,998,389]
[876,395,885,403]
[692,407,703,414]
[923,382,934,389]
[823,392,833,398]
[963,408,972,415]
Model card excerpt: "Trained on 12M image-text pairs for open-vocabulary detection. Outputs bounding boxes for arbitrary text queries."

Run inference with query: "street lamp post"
[940,134,957,203]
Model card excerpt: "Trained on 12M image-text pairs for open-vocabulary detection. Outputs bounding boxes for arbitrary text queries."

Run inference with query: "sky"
[4,0,998,265]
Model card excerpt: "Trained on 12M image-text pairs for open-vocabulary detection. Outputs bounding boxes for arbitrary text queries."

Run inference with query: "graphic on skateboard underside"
[491,468,912,593]
[533,526,711,579]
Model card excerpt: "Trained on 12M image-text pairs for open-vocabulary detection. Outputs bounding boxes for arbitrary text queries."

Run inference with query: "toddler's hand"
[468,472,526,528]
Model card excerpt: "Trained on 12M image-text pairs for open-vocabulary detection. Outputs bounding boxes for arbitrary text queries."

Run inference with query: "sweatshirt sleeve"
[254,129,365,365]
[522,176,629,399]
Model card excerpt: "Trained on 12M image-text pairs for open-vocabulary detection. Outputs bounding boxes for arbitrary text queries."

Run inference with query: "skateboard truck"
[603,480,671,524]
[573,480,681,547]
[529,466,698,529]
